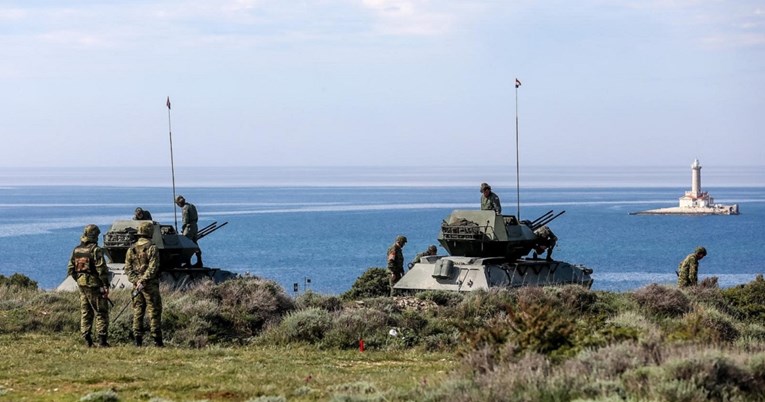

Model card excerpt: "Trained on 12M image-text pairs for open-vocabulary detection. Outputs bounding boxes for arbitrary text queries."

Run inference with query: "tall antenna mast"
[166,96,178,232]
[514,78,522,220]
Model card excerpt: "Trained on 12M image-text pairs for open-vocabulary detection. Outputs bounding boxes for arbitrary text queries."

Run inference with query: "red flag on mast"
[515,78,521,88]
[166,96,171,110]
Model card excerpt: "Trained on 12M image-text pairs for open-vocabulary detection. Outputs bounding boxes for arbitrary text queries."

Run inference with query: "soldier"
[175,195,202,267]
[677,246,707,288]
[480,182,502,214]
[387,235,407,296]
[66,224,110,347]
[410,244,437,268]
[532,225,558,261]
[133,207,153,221]
[124,222,163,347]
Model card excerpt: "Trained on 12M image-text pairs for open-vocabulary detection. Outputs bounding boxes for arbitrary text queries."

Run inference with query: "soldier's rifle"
[111,283,144,322]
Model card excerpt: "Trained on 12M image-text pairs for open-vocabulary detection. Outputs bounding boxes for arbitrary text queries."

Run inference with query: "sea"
[1,166,763,295]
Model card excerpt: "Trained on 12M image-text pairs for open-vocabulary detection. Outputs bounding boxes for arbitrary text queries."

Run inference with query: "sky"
[1,1,764,169]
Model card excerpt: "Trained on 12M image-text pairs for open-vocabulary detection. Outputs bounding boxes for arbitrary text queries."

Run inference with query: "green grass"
[0,334,455,401]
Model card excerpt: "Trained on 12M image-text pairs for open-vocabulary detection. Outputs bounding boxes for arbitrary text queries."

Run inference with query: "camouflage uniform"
[176,195,202,267]
[480,183,502,214]
[387,235,407,295]
[66,224,110,347]
[532,226,558,261]
[125,223,163,346]
[133,207,152,221]
[411,245,437,266]
[677,247,707,288]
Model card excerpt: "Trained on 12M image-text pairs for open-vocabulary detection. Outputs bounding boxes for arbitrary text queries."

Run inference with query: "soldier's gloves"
[136,282,145,292]
[101,287,109,298]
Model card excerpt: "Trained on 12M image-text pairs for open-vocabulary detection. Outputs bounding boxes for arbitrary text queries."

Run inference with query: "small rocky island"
[631,159,739,216]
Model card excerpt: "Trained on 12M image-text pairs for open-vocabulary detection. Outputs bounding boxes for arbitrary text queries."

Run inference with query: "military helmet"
[175,195,185,203]
[83,224,100,237]
[135,207,144,213]
[427,244,437,253]
[480,182,491,192]
[695,246,707,256]
[395,235,407,244]
[136,222,153,237]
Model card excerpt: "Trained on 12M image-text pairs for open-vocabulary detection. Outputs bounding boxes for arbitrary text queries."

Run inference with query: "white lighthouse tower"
[679,159,712,208]
[631,159,739,215]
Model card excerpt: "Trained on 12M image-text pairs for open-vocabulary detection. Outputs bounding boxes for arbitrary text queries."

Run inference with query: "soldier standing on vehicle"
[532,225,558,261]
[677,246,707,288]
[480,183,502,214]
[410,244,437,268]
[133,207,153,221]
[387,235,407,296]
[66,224,110,347]
[175,195,203,267]
[124,222,163,347]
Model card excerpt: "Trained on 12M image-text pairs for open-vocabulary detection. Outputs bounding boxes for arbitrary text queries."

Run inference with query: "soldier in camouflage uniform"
[532,225,558,261]
[175,195,202,267]
[124,222,163,347]
[66,224,110,347]
[387,235,407,296]
[410,244,437,268]
[677,246,707,288]
[133,207,152,221]
[480,183,502,214]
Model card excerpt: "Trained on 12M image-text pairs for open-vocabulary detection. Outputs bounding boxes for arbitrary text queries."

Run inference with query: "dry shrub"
[677,307,740,344]
[557,284,597,313]
[416,290,464,307]
[323,307,390,349]
[266,307,333,344]
[296,291,343,311]
[663,354,751,400]
[632,284,691,318]
[0,286,79,334]
[452,289,515,323]
[165,276,295,346]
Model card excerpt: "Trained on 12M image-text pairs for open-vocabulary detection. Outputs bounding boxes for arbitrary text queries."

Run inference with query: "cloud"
[361,0,459,36]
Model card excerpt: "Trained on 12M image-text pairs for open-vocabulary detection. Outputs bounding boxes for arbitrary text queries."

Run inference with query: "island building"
[631,159,739,215]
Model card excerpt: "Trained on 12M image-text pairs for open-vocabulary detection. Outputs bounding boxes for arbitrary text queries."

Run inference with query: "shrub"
[264,307,333,345]
[342,268,390,300]
[632,284,691,318]
[416,290,464,307]
[722,274,765,325]
[675,307,740,344]
[0,273,38,289]
[323,307,390,349]
[296,291,343,311]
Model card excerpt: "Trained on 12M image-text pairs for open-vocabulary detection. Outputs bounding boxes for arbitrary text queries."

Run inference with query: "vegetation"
[2,270,765,401]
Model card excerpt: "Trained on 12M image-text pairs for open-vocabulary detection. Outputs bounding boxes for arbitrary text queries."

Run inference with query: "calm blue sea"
[1,166,763,294]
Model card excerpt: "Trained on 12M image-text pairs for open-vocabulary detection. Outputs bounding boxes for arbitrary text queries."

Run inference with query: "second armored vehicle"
[393,209,593,293]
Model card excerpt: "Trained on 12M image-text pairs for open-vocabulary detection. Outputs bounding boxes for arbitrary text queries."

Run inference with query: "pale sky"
[2,1,763,168]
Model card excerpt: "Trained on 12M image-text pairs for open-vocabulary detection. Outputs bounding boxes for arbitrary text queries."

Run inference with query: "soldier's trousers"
[79,286,109,337]
[132,281,163,339]
[389,269,403,296]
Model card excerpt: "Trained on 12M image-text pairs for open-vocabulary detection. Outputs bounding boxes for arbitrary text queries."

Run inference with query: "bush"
[323,307,390,349]
[416,290,464,307]
[0,273,38,290]
[632,284,691,318]
[342,268,390,300]
[265,307,333,344]
[674,307,740,344]
[296,291,343,312]
[722,274,765,325]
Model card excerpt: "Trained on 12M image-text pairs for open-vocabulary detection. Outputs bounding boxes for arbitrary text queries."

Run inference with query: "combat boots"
[134,335,143,347]
[154,336,164,347]
[84,333,93,347]
[98,335,110,347]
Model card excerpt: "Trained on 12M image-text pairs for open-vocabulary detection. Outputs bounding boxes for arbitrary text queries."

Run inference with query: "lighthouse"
[690,159,701,197]
[630,159,739,215]
[680,159,712,208]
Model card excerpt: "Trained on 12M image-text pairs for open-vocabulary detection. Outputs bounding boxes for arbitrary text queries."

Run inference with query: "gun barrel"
[530,210,554,225]
[532,210,565,230]
[197,221,228,240]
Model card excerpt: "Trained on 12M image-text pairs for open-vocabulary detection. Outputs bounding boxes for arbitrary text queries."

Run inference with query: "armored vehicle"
[393,209,593,293]
[58,219,235,291]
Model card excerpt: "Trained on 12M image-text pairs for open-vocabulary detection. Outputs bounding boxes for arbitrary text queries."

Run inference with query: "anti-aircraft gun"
[57,219,235,291]
[393,209,593,293]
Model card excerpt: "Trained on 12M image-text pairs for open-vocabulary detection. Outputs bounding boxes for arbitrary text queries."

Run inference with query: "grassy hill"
[2,270,765,401]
